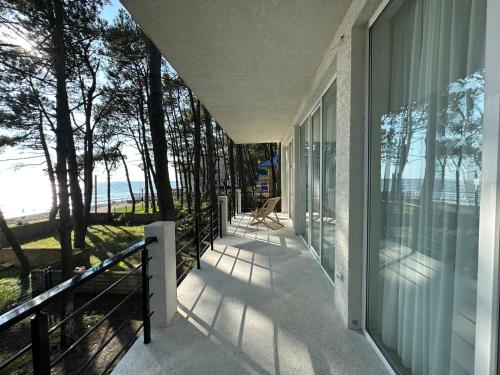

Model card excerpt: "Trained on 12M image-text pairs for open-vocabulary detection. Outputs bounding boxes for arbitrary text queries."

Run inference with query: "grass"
[0,268,31,314]
[113,203,150,214]
[22,224,143,250]
[113,199,198,219]
[0,224,148,373]
[21,225,145,271]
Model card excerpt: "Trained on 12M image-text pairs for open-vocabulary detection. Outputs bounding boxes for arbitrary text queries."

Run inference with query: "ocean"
[0,180,177,219]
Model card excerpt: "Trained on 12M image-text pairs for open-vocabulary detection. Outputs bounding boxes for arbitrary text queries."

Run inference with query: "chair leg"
[267,214,284,227]
[250,217,264,226]
[274,211,279,221]
[262,218,274,230]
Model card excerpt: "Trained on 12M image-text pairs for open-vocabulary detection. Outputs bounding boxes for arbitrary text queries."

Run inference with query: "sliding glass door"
[367,0,486,374]
[311,108,321,254]
[298,82,337,268]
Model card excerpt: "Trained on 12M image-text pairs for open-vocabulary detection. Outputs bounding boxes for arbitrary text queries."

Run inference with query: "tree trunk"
[121,153,136,214]
[82,69,97,248]
[147,40,175,221]
[164,112,180,202]
[244,145,256,188]
[51,0,73,279]
[66,129,85,248]
[172,145,180,200]
[143,163,149,213]
[236,144,247,208]
[147,167,157,214]
[276,143,281,209]
[82,134,94,236]
[179,170,184,209]
[219,125,228,191]
[269,143,277,198]
[38,114,58,221]
[215,126,222,192]
[204,108,218,209]
[50,0,76,349]
[201,148,207,197]
[228,138,236,213]
[105,159,112,224]
[181,120,193,212]
[189,89,202,216]
[0,209,30,277]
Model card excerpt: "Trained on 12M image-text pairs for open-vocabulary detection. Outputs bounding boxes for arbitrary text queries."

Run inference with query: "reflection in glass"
[311,109,321,253]
[300,121,309,242]
[321,85,336,277]
[367,0,486,374]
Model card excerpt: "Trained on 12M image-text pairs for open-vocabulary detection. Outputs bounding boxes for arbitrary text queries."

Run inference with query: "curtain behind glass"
[368,0,486,374]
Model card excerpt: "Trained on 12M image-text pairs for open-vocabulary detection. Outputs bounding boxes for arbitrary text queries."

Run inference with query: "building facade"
[122,0,500,373]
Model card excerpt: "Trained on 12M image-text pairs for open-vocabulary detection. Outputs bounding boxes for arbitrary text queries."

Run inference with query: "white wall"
[281,0,385,329]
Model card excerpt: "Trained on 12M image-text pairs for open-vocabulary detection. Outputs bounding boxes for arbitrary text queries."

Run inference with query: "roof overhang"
[121,0,350,143]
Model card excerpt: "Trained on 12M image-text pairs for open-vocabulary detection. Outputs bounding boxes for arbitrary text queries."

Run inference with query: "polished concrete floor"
[113,213,388,375]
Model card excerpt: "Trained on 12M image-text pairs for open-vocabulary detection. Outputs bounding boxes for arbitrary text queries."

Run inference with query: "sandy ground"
[5,201,131,226]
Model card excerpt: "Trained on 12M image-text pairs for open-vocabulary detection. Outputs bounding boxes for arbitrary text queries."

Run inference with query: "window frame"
[474,0,500,373]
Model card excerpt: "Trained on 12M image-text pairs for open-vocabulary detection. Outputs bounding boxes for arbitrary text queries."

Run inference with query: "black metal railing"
[241,191,267,213]
[228,195,233,224]
[175,204,221,286]
[0,237,156,375]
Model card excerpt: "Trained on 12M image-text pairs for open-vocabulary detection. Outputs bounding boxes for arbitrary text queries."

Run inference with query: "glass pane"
[300,121,309,242]
[311,109,321,253]
[321,85,336,277]
[367,0,486,374]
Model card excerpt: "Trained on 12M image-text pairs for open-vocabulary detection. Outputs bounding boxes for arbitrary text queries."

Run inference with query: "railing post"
[218,196,228,237]
[31,311,50,375]
[195,214,201,269]
[235,188,241,214]
[219,200,223,238]
[210,206,214,250]
[141,247,151,344]
[144,222,177,328]
[44,267,52,292]
[46,267,52,290]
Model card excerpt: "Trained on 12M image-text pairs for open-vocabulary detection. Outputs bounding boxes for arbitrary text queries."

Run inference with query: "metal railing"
[0,201,225,374]
[0,237,157,375]
[175,204,221,286]
[241,191,267,212]
[228,194,233,224]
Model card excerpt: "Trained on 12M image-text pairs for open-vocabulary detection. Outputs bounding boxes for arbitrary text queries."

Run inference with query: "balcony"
[113,213,387,375]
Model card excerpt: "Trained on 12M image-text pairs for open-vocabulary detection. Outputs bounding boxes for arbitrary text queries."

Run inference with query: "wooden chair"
[250,197,283,229]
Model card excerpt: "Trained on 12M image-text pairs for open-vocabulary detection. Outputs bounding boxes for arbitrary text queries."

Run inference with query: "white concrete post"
[218,196,228,236]
[144,221,177,328]
[235,189,242,214]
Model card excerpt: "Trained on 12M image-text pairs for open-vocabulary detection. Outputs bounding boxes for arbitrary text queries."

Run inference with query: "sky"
[101,0,122,22]
[0,0,176,218]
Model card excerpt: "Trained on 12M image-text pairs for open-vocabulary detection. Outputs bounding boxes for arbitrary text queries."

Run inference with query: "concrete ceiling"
[121,0,350,144]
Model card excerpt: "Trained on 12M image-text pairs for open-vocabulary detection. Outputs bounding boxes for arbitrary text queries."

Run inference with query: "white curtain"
[369,0,486,374]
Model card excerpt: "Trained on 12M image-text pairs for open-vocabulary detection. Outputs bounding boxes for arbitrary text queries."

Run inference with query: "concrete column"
[280,142,288,214]
[335,25,366,330]
[293,125,301,234]
[218,196,228,236]
[235,189,242,214]
[144,221,177,328]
